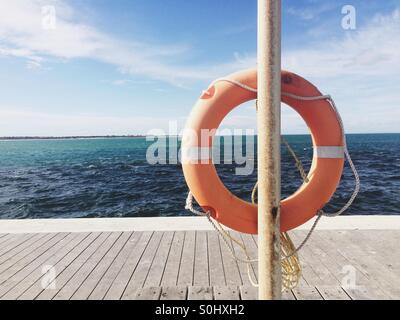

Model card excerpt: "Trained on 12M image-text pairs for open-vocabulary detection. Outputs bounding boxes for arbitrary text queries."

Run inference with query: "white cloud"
[0,107,188,136]
[26,60,42,70]
[1,1,399,84]
[283,10,400,78]
[0,0,248,86]
[0,106,312,136]
[287,3,337,21]
[0,96,397,137]
[218,10,400,79]
[215,7,400,133]
[281,10,400,133]
[111,79,131,86]
[0,2,399,134]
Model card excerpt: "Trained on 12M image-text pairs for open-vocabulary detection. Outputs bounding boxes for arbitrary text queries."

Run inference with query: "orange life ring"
[181,69,344,234]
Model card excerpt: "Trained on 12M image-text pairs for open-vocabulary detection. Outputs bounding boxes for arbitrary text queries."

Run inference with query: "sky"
[0,0,399,136]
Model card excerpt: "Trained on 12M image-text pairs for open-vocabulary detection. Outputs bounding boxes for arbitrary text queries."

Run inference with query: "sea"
[0,133,399,219]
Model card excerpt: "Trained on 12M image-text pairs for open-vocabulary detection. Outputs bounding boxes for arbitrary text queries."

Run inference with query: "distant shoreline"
[0,132,398,141]
[0,135,147,141]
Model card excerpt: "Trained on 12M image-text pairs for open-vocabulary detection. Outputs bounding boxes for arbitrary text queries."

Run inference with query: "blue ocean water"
[0,134,399,219]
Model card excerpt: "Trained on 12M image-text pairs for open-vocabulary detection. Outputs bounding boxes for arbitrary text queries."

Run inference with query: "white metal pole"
[257,0,282,300]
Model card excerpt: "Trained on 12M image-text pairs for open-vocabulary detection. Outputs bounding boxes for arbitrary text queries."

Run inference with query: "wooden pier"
[0,217,399,300]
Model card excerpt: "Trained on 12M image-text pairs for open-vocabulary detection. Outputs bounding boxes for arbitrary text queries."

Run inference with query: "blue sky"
[0,0,399,136]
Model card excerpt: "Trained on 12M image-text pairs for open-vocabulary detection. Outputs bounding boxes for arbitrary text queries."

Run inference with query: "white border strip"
[0,216,399,234]
[314,146,344,159]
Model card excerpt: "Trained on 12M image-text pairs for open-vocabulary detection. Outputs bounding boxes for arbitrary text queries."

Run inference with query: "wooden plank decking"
[0,224,399,300]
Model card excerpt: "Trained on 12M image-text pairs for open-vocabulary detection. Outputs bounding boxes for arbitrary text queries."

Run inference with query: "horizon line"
[0,132,399,140]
